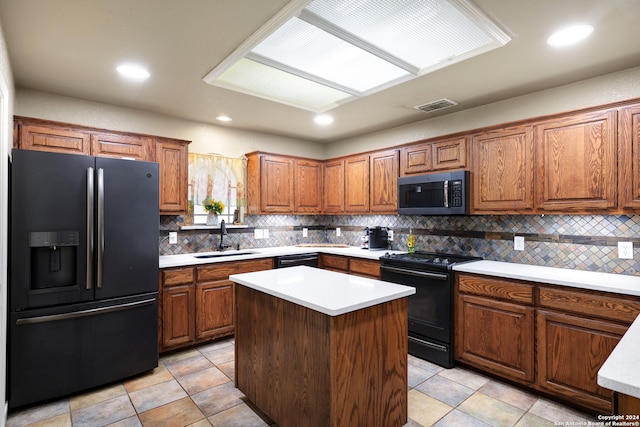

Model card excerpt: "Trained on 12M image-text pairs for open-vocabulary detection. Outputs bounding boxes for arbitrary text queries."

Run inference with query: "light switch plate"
[169,232,177,244]
[514,236,525,251]
[336,227,341,237]
[388,230,394,241]
[618,241,633,259]
[263,228,269,239]
[254,229,263,239]
[302,228,308,237]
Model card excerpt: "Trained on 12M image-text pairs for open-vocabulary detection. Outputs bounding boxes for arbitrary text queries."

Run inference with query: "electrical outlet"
[169,232,177,244]
[618,241,633,259]
[514,236,525,251]
[388,230,394,241]
[302,228,308,237]
[254,229,263,239]
[263,228,269,239]
[336,227,341,237]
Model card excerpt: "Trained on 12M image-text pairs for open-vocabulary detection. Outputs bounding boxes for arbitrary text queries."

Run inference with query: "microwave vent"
[415,98,458,113]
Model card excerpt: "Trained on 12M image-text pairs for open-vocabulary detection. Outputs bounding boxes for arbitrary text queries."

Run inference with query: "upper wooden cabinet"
[17,120,91,155]
[247,152,322,214]
[535,110,617,212]
[400,136,467,175]
[471,126,534,214]
[294,159,323,214]
[14,117,191,215]
[345,154,370,213]
[91,133,152,161]
[370,149,399,213]
[323,159,345,213]
[619,104,640,210]
[155,137,189,215]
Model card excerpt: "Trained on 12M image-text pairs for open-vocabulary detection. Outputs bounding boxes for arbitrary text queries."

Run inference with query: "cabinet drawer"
[321,254,349,271]
[457,273,534,304]
[539,287,640,324]
[350,258,380,278]
[161,267,195,287]
[197,258,273,282]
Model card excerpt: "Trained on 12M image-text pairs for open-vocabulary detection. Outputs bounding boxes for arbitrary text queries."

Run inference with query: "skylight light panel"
[250,17,411,94]
[215,58,353,112]
[304,0,510,72]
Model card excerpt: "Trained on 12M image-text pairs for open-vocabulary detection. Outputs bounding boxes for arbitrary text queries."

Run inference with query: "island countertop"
[229,265,415,316]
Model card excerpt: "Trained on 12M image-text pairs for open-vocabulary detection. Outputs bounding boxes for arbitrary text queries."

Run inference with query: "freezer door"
[10,150,95,309]
[8,293,158,409]
[95,157,159,299]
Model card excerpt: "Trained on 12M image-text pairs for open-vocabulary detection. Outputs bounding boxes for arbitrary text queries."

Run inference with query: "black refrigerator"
[8,149,159,409]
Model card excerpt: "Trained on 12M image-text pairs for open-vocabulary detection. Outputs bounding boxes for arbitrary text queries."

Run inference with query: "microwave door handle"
[443,180,449,208]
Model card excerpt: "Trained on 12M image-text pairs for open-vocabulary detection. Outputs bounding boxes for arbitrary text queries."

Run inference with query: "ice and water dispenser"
[28,231,79,290]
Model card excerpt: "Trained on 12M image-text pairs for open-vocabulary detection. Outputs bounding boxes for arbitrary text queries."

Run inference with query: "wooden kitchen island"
[229,266,415,427]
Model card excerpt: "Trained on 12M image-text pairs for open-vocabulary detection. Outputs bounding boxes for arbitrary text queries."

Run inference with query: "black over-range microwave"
[398,170,470,215]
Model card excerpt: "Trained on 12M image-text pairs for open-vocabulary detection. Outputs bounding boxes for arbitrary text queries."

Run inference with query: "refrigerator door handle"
[86,167,94,290]
[97,168,105,289]
[15,298,156,325]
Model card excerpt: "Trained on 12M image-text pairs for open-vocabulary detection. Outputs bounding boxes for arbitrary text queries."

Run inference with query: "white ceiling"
[1,0,639,143]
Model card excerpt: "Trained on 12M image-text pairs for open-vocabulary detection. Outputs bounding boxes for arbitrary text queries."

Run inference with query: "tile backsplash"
[160,214,640,276]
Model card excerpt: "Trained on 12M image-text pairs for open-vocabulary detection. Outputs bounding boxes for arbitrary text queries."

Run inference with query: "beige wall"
[326,66,640,158]
[15,89,325,159]
[0,20,14,426]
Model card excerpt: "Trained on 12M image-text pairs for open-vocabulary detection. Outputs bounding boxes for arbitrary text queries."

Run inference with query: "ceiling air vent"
[415,98,458,113]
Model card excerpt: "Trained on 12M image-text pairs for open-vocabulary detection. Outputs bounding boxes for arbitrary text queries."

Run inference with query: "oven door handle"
[380,265,448,280]
[408,336,448,352]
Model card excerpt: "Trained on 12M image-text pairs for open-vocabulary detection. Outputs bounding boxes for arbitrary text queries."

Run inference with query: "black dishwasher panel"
[274,253,319,268]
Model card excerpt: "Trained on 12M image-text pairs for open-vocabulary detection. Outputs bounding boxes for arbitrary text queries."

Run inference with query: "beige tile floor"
[7,338,597,427]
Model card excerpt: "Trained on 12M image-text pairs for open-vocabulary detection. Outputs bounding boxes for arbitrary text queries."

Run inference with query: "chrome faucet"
[219,219,231,250]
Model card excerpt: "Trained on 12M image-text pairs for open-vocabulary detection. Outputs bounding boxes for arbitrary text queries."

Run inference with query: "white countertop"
[229,265,415,316]
[598,314,640,399]
[453,260,640,297]
[159,245,402,269]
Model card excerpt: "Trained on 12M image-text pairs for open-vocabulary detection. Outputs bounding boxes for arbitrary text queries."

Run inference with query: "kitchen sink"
[192,251,257,259]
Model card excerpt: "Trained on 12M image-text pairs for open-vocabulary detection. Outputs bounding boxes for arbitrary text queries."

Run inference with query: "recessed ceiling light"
[216,115,233,122]
[314,114,333,125]
[547,24,594,47]
[116,64,150,81]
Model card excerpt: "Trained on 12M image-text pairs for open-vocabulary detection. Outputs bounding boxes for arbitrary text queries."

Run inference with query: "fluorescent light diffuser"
[203,0,510,112]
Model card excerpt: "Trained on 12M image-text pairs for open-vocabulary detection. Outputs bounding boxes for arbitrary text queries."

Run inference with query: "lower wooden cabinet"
[456,273,640,415]
[319,254,380,279]
[159,258,273,353]
[537,309,626,413]
[456,294,534,384]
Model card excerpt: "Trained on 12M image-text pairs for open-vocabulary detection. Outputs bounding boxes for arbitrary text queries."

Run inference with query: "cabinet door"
[400,142,432,175]
[345,155,370,212]
[537,309,626,413]
[156,138,189,214]
[162,285,195,349]
[19,123,90,155]
[196,281,234,340]
[432,136,467,171]
[295,159,323,213]
[323,159,345,213]
[370,149,398,213]
[536,110,617,212]
[456,294,534,384]
[91,133,152,161]
[471,126,534,213]
[349,258,380,279]
[619,104,640,210]
[260,155,294,213]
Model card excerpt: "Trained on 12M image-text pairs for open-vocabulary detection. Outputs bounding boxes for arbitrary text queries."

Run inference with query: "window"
[188,153,247,225]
